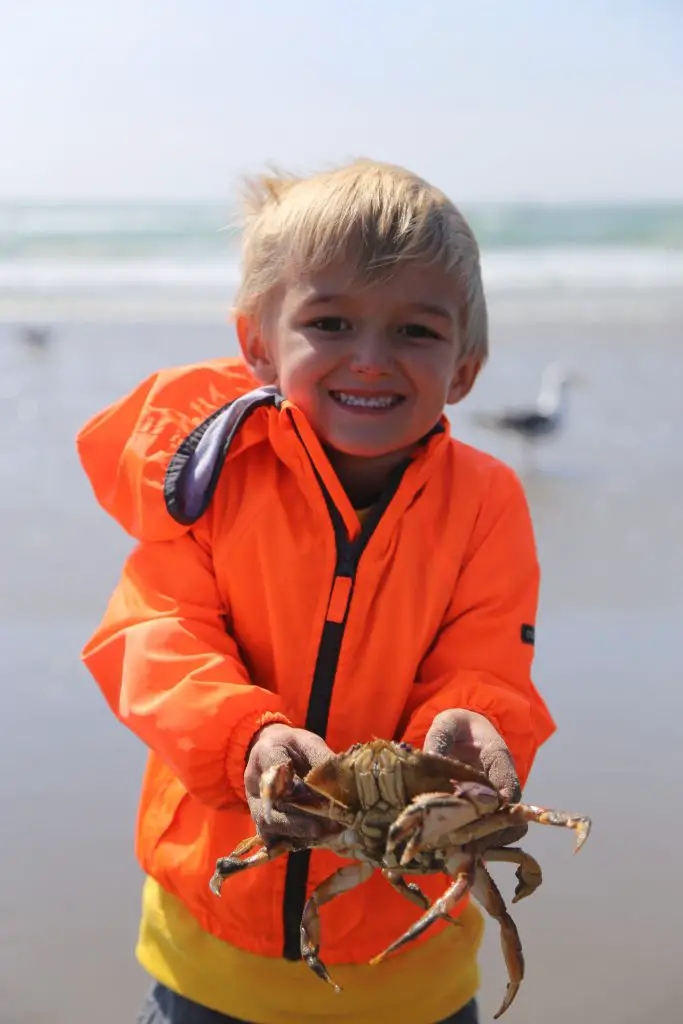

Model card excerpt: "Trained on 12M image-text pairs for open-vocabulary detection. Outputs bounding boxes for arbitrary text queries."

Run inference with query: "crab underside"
[210,740,591,1019]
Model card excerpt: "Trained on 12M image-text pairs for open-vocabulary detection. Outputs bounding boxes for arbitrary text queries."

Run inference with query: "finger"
[479,743,521,804]
[423,720,464,758]
[245,741,300,797]
[423,726,485,771]
[247,788,337,835]
[252,732,333,780]
[254,806,337,843]
[291,733,335,772]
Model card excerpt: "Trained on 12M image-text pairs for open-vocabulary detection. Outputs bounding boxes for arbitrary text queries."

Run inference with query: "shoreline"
[2,287,683,327]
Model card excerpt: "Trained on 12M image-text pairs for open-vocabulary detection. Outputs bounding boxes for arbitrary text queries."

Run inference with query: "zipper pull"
[326,575,353,624]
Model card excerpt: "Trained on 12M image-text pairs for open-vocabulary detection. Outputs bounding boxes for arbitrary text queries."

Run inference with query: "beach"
[1,212,683,1021]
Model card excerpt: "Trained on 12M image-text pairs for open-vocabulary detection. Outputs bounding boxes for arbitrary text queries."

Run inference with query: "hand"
[423,708,527,846]
[244,724,342,847]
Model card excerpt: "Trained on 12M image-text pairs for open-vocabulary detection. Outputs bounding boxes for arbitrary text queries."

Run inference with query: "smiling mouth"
[329,390,405,410]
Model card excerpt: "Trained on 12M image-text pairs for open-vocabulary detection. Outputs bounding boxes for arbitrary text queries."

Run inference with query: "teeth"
[333,392,400,409]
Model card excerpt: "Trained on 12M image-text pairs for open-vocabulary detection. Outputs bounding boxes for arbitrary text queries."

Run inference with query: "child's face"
[239,260,481,465]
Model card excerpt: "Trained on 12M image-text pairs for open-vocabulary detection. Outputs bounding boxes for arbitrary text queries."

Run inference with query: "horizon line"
[2,195,683,207]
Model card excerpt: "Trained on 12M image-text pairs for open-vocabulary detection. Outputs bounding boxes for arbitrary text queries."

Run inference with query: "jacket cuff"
[224,709,292,803]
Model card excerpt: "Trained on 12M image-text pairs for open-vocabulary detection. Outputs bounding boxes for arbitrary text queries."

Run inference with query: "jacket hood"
[76,357,260,541]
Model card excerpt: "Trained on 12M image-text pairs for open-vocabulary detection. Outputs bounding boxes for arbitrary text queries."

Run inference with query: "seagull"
[471,362,582,470]
[20,325,52,347]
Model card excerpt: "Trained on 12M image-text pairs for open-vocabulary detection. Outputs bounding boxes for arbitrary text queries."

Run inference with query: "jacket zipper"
[281,429,410,960]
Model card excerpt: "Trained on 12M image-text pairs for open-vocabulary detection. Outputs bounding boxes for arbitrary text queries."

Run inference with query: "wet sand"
[1,312,682,1022]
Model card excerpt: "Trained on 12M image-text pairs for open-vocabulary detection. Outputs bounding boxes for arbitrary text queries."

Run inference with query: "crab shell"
[268,739,505,870]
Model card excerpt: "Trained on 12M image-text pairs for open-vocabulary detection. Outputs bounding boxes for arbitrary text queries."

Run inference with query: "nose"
[348,329,393,377]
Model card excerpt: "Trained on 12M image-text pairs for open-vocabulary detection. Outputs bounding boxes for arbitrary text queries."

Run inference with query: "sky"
[1,0,682,202]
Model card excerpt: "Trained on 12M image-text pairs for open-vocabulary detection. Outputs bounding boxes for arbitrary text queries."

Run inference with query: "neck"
[324,446,416,508]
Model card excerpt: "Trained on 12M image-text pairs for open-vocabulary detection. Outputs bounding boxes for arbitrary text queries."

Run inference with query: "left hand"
[423,708,527,846]
[244,724,343,847]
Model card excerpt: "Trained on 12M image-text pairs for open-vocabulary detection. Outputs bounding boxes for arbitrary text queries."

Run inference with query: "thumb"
[423,708,475,760]
[423,709,522,804]
[479,741,522,804]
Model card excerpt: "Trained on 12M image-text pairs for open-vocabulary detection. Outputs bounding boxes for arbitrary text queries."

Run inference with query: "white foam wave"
[2,248,683,325]
[481,248,683,290]
[0,260,237,290]
[1,248,682,294]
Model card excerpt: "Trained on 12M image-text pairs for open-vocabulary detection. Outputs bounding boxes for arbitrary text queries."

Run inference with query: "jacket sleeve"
[400,464,556,788]
[82,530,292,808]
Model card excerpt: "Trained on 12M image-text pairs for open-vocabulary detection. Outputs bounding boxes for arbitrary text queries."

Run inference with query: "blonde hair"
[233,159,488,363]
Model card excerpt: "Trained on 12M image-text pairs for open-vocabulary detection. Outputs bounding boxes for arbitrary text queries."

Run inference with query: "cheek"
[405,352,455,401]
[276,345,326,402]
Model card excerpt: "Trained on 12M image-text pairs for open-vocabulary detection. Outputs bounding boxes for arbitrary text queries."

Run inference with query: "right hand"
[244,724,342,847]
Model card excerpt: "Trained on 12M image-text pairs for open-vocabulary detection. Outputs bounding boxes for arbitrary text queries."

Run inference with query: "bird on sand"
[20,325,52,347]
[471,362,582,471]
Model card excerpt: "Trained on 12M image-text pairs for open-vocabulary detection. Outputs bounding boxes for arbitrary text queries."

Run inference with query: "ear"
[446,356,483,405]
[236,315,278,385]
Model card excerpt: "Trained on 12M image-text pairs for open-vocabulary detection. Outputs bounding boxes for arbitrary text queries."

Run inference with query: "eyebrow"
[409,302,454,323]
[300,294,454,322]
[300,293,344,307]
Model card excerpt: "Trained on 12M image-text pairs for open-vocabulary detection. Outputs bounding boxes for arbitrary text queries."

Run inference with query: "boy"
[77,159,556,1024]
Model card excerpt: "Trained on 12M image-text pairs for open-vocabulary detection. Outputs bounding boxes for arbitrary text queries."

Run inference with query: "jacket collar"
[164,384,451,537]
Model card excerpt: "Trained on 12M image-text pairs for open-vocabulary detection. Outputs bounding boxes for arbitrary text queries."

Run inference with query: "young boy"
[77,159,556,1024]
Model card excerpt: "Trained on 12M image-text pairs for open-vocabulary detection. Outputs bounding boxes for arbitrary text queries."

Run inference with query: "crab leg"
[388,808,515,864]
[382,870,462,926]
[209,836,293,896]
[370,856,476,965]
[382,869,431,910]
[300,862,375,991]
[393,803,590,856]
[472,863,524,1020]
[510,804,592,852]
[479,845,543,903]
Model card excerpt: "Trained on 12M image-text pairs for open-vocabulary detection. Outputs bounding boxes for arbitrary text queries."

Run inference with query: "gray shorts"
[137,981,479,1024]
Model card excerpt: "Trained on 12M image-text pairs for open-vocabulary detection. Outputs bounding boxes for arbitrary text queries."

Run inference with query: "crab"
[210,739,591,1019]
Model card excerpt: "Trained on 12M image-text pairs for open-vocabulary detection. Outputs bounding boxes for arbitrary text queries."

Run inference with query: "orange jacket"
[77,356,555,964]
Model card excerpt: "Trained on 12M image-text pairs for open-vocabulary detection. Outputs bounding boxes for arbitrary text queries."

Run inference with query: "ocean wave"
[481,248,683,289]
[0,259,236,290]
[1,248,683,294]
[1,201,683,258]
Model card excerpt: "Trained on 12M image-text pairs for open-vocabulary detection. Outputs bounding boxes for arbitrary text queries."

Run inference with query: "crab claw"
[209,871,224,897]
[209,836,296,900]
[573,816,592,853]
[512,804,592,854]
[260,760,297,824]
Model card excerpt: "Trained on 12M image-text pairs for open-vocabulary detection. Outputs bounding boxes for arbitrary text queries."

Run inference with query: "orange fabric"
[77,356,556,965]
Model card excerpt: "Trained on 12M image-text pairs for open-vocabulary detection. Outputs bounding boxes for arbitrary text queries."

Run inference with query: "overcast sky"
[2,0,681,202]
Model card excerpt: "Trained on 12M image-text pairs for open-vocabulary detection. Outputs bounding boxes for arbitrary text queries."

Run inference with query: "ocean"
[1,201,682,1022]
[2,200,683,324]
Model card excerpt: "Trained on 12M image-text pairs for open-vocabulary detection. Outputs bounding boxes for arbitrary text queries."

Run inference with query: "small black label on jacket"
[521,624,535,645]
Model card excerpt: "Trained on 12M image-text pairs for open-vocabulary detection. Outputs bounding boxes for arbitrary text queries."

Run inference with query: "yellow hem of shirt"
[136,876,483,1024]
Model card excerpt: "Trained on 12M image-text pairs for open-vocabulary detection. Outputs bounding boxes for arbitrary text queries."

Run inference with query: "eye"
[398,323,442,340]
[307,316,351,333]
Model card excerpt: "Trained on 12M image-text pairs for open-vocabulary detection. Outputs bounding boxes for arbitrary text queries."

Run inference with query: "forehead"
[281,259,463,316]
